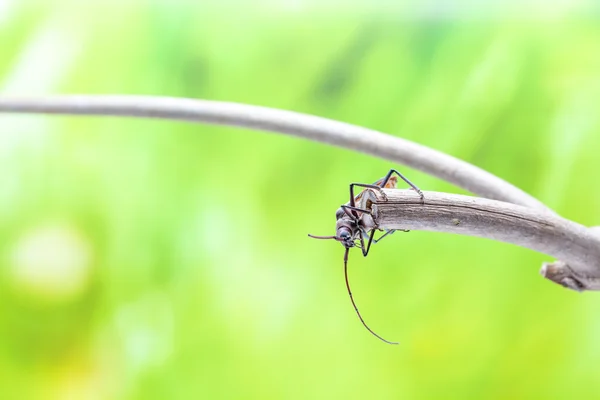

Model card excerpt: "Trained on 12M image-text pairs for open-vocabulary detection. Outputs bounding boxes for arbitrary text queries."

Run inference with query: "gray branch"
[0,95,549,210]
[359,189,600,291]
[0,95,596,290]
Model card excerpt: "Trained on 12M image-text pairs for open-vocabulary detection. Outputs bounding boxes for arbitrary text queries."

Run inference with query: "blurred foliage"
[1,1,600,399]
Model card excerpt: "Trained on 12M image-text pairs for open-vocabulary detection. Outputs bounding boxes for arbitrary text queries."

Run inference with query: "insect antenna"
[308,234,338,240]
[343,247,398,345]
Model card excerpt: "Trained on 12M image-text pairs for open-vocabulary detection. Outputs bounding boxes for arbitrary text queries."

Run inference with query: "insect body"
[309,169,424,345]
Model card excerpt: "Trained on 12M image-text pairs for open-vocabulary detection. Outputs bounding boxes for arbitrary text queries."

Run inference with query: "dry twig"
[358,189,600,291]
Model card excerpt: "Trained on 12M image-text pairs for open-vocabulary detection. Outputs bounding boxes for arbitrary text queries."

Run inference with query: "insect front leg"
[357,228,376,257]
[363,229,376,256]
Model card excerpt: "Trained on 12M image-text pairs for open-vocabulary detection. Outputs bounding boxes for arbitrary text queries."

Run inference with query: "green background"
[1,1,600,399]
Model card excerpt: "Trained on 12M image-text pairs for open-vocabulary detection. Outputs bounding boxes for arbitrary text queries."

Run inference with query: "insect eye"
[340,231,351,240]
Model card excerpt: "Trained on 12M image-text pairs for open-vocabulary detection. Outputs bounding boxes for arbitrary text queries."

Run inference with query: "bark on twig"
[358,189,600,291]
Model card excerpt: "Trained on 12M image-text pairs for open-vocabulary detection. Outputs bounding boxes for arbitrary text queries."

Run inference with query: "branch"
[0,95,550,211]
[358,189,600,291]
[0,95,596,290]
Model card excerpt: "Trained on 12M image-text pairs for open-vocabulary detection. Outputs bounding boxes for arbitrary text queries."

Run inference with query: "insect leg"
[349,183,386,207]
[373,229,412,244]
[384,169,425,203]
[361,229,376,257]
[341,204,372,216]
[372,229,396,244]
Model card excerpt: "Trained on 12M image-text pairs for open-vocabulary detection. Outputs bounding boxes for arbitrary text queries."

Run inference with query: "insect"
[309,169,424,345]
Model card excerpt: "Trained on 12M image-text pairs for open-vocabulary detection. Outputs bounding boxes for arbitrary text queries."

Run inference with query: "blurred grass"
[1,1,600,399]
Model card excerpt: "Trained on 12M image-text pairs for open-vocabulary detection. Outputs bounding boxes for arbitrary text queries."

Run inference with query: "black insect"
[309,169,424,345]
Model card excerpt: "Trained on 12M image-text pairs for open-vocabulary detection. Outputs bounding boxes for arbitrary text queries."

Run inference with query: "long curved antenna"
[343,248,398,345]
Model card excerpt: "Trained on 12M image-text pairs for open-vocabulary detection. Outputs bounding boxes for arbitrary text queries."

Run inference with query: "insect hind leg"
[382,169,424,204]
[372,229,396,244]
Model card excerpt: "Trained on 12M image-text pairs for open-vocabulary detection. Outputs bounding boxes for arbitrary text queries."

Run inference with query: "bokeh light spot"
[8,223,94,301]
